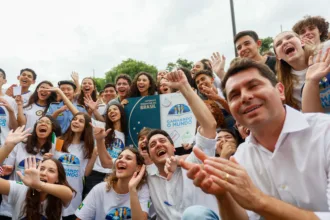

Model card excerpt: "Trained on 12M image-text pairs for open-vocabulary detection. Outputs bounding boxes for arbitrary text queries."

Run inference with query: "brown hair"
[129,72,156,97]
[105,147,146,191]
[22,158,75,220]
[138,127,152,140]
[293,15,329,42]
[61,112,94,159]
[77,77,98,106]
[204,100,225,128]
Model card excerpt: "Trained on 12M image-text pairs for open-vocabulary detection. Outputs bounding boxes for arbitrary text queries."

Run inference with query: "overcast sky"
[1,0,329,89]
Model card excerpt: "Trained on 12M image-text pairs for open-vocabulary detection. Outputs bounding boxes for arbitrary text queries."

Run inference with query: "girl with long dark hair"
[129,72,156,97]
[16,81,57,132]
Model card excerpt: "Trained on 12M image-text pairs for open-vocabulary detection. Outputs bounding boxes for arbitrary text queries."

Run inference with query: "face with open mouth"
[274,32,304,64]
[107,105,121,123]
[137,74,151,94]
[225,68,285,128]
[37,83,52,101]
[159,78,172,94]
[116,78,130,98]
[82,78,95,95]
[115,149,139,178]
[18,71,35,88]
[148,134,175,165]
[36,117,53,139]
[70,114,85,133]
[39,160,59,185]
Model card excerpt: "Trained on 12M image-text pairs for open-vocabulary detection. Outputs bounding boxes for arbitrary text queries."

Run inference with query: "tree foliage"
[105,58,158,83]
[166,58,194,71]
[259,37,274,55]
[93,77,106,92]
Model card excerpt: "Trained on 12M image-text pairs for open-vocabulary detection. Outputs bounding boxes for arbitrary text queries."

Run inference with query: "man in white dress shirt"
[181,58,330,220]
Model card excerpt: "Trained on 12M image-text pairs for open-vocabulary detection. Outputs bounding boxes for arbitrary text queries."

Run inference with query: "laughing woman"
[0,116,61,219]
[129,72,156,97]
[16,80,57,132]
[54,112,97,220]
[0,129,73,220]
[76,142,149,219]
[84,103,127,195]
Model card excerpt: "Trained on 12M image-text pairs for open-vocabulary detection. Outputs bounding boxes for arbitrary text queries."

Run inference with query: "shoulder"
[49,102,60,106]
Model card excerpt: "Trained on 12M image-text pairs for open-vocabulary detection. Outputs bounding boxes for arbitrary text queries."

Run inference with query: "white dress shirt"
[234,105,330,220]
[147,129,219,220]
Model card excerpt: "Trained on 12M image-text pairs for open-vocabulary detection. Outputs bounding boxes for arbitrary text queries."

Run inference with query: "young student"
[16,80,57,132]
[234,30,277,74]
[114,74,132,103]
[191,59,222,90]
[274,31,330,111]
[137,127,153,166]
[129,72,156,97]
[0,116,61,218]
[293,15,329,46]
[5,68,37,105]
[76,77,98,108]
[84,103,127,195]
[215,129,238,159]
[46,81,86,134]
[0,69,18,145]
[54,112,97,220]
[96,83,117,116]
[75,147,149,220]
[157,78,174,94]
[182,58,330,220]
[145,70,219,219]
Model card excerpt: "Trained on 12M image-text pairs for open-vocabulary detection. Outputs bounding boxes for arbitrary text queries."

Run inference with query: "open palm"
[5,126,31,146]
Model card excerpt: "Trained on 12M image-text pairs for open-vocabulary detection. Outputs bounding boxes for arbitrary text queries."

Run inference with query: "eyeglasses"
[37,119,52,125]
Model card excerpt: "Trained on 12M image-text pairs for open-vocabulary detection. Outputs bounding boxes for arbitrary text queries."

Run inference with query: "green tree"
[166,58,194,71]
[93,77,106,92]
[105,58,158,83]
[259,37,274,55]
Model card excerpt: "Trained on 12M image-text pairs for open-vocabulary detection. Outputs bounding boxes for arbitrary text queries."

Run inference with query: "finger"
[32,156,37,168]
[315,50,322,63]
[138,164,146,177]
[204,159,238,177]
[210,175,235,192]
[105,128,112,136]
[324,48,330,64]
[166,172,173,181]
[179,159,194,170]
[25,158,29,170]
[186,164,201,180]
[192,147,209,162]
[204,164,236,184]
[206,156,242,170]
[322,48,330,62]
[16,171,24,180]
[216,52,220,59]
[193,169,208,187]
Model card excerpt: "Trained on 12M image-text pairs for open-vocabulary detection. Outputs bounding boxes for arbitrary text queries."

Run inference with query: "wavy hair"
[129,72,156,97]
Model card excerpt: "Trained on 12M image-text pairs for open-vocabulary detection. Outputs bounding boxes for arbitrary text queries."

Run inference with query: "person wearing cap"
[46,80,86,134]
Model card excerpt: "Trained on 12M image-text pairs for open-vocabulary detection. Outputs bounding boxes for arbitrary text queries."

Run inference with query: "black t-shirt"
[265,56,277,75]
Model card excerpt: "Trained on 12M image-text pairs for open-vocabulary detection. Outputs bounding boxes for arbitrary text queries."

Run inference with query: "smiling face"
[59,84,75,101]
[115,149,140,179]
[225,68,285,129]
[82,78,95,95]
[39,160,59,184]
[195,73,214,94]
[236,35,261,59]
[103,86,117,103]
[37,83,52,101]
[116,78,130,99]
[148,134,175,165]
[70,114,85,133]
[36,117,53,139]
[191,61,204,75]
[18,70,35,88]
[299,25,321,45]
[274,32,305,64]
[137,74,151,95]
[107,105,121,123]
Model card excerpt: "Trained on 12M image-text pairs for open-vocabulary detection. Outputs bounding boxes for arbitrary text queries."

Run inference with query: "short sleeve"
[4,143,19,166]
[46,104,55,115]
[138,184,151,214]
[8,181,27,205]
[75,182,98,220]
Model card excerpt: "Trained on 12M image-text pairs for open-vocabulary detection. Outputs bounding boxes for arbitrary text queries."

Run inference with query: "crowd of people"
[0,14,329,220]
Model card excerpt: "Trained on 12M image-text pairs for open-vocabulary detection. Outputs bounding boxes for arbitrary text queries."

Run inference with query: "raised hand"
[0,165,13,176]
[5,84,17,97]
[71,71,79,83]
[16,157,42,189]
[129,164,146,192]
[219,141,237,159]
[163,70,189,90]
[306,48,330,82]
[201,85,219,100]
[180,147,226,197]
[164,156,177,181]
[121,99,129,106]
[15,95,23,107]
[0,97,14,113]
[4,126,31,146]
[90,123,111,141]
[84,94,98,111]
[211,52,226,77]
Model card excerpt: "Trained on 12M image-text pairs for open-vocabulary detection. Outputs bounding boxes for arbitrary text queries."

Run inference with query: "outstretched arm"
[91,124,113,168]
[164,70,217,139]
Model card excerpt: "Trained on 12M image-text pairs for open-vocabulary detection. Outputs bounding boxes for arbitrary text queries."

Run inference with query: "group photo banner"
[124,93,197,148]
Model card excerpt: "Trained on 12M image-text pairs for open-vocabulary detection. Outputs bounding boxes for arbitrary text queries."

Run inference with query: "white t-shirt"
[8,181,48,220]
[21,91,32,106]
[291,68,306,109]
[23,103,46,132]
[0,95,18,145]
[93,130,125,173]
[75,182,150,220]
[0,143,46,217]
[54,142,89,217]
